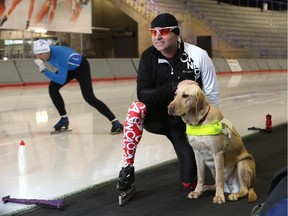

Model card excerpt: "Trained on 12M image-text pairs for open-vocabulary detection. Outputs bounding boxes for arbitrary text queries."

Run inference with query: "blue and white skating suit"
[44,46,82,85]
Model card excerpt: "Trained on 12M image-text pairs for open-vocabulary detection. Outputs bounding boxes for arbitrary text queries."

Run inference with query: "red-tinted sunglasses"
[149,26,178,36]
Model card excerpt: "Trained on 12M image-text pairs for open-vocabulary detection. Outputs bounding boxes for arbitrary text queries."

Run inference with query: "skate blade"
[50,129,72,135]
[110,130,123,135]
[118,186,136,206]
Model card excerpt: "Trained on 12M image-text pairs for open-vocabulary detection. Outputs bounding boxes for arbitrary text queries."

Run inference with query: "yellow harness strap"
[186,122,223,136]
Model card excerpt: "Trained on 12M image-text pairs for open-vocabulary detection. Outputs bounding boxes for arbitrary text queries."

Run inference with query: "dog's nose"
[168,104,175,115]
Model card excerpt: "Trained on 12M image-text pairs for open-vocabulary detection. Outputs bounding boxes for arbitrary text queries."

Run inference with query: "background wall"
[91,0,139,58]
[0,58,286,87]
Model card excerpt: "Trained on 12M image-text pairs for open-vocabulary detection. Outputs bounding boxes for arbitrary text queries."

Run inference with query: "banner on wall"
[0,0,92,33]
[226,59,242,72]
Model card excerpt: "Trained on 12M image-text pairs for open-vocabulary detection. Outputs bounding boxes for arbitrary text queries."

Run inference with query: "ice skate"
[26,20,30,30]
[111,122,123,135]
[117,165,136,206]
[0,15,7,27]
[50,117,72,135]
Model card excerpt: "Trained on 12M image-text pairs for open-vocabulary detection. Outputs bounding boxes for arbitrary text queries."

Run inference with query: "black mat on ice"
[18,123,287,216]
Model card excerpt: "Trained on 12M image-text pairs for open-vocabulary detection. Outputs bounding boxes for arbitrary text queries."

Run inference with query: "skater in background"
[66,0,89,23]
[0,0,35,29]
[35,0,57,25]
[117,13,220,202]
[33,39,123,134]
[0,0,5,19]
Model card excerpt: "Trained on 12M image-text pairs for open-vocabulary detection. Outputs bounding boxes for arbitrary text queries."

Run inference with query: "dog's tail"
[248,188,257,202]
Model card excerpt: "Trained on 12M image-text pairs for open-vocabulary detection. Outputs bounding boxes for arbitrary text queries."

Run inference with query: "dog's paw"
[187,191,202,199]
[213,195,226,204]
[228,192,243,201]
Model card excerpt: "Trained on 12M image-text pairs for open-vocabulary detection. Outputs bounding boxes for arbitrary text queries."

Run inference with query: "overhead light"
[34,28,47,33]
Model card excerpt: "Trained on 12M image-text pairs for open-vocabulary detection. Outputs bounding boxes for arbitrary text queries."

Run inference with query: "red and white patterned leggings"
[122,102,147,166]
[122,101,197,190]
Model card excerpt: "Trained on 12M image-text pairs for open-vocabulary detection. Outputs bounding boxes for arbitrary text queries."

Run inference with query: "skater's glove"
[34,59,46,73]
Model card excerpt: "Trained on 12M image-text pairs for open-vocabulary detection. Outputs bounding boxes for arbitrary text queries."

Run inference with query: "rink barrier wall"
[0,58,287,87]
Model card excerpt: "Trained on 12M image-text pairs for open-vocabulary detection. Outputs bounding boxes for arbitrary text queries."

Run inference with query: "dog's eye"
[182,93,189,98]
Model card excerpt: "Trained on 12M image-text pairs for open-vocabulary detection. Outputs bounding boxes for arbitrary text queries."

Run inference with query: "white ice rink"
[0,72,287,215]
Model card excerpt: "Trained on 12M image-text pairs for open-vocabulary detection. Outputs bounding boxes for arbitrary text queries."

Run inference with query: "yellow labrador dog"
[168,80,257,204]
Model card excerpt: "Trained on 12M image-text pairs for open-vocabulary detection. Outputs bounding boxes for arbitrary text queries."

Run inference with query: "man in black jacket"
[117,13,220,204]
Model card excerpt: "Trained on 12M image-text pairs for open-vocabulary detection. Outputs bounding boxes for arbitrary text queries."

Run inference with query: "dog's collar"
[186,122,223,136]
[198,106,210,124]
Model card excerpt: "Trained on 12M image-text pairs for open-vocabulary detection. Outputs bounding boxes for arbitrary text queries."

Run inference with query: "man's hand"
[34,59,46,73]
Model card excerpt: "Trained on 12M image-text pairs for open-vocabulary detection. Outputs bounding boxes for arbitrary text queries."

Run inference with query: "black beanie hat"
[151,13,180,35]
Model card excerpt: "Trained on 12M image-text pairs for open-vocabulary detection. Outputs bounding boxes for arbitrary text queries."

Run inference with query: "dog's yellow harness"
[186,122,223,136]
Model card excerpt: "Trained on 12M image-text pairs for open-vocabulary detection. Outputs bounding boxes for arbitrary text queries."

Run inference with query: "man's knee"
[127,102,147,119]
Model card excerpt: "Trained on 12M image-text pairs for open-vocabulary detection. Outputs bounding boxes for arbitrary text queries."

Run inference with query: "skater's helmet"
[33,39,50,54]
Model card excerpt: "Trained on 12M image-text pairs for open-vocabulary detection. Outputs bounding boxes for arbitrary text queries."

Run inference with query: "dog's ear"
[195,89,209,116]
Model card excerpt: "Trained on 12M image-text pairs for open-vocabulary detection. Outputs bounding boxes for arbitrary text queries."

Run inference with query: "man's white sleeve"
[200,52,220,108]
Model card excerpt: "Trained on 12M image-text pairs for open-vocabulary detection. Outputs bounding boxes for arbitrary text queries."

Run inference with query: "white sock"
[111,118,118,123]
